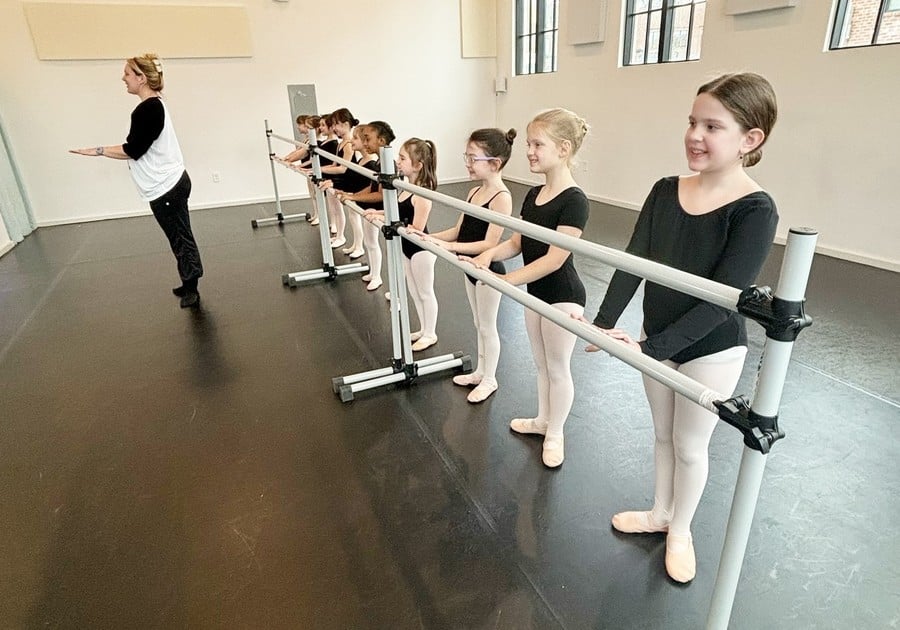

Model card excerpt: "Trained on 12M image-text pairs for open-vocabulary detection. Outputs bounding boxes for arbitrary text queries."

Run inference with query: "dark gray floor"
[1,183,897,629]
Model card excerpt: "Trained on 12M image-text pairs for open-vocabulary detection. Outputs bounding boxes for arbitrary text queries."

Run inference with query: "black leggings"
[149,171,203,286]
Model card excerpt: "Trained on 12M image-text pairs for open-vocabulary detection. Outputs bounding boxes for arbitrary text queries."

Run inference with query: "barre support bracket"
[378,173,400,190]
[737,285,812,342]
[715,395,783,454]
[381,221,403,240]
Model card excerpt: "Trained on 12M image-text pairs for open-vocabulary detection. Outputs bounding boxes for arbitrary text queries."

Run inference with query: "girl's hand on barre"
[318,180,334,190]
[466,252,493,270]
[570,314,606,352]
[363,210,384,220]
[593,326,642,353]
[570,316,642,353]
[424,236,455,251]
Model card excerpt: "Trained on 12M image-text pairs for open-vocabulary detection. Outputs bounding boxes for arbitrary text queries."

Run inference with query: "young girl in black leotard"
[338,121,396,291]
[318,108,363,256]
[426,128,516,403]
[582,73,779,583]
[470,109,590,468]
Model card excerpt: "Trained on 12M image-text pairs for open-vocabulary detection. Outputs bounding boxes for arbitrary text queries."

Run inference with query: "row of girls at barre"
[278,73,780,584]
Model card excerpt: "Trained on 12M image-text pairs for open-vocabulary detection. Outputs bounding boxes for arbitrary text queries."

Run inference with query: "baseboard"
[438,177,475,186]
[34,180,467,228]
[0,240,15,258]
[35,194,312,228]
[37,208,152,227]
[31,184,899,273]
[502,175,642,211]
[783,240,898,272]
[190,193,308,211]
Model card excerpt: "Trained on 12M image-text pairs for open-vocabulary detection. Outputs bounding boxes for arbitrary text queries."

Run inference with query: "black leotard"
[459,188,507,285]
[398,194,428,259]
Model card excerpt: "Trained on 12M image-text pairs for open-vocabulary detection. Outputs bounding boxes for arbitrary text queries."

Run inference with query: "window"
[830,0,900,49]
[623,0,706,66]
[515,0,559,75]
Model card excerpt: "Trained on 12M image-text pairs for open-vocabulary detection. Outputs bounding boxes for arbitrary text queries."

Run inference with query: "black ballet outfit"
[520,185,590,307]
[592,176,778,363]
[316,138,339,180]
[354,158,382,210]
[339,154,373,194]
[460,188,507,285]
[398,194,427,259]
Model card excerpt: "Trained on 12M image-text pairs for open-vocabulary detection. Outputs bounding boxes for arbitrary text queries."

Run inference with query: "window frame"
[829,0,900,49]
[622,0,707,67]
[515,0,559,76]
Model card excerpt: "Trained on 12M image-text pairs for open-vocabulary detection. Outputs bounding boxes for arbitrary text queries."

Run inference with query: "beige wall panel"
[24,3,252,60]
[460,0,496,57]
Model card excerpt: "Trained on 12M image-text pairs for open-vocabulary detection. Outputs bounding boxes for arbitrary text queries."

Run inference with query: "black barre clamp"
[737,285,812,342]
[402,361,419,385]
[322,264,338,280]
[378,173,400,189]
[310,175,324,186]
[269,152,276,160]
[381,221,403,240]
[715,395,783,454]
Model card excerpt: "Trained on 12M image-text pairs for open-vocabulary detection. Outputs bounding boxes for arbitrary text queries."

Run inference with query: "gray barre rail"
[339,197,727,412]
[315,145,744,312]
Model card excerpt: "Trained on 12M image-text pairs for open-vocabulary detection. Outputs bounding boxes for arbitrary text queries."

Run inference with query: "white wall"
[0,214,11,257]
[495,1,900,271]
[0,0,496,226]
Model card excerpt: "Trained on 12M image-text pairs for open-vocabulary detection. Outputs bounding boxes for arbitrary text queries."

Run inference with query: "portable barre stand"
[271,128,369,286]
[329,145,470,401]
[251,120,311,228]
[390,178,818,630]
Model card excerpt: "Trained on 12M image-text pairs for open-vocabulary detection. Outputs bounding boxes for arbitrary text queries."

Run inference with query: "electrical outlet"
[212,171,220,183]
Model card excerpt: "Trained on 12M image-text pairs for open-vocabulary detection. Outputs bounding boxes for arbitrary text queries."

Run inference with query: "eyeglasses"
[462,154,497,166]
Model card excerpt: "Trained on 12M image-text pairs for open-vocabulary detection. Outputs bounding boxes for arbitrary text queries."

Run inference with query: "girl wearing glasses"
[424,128,516,403]
[468,109,590,467]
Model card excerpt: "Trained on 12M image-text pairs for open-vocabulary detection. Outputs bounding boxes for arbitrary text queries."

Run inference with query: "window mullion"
[535,0,545,73]
[873,0,887,45]
[660,0,672,62]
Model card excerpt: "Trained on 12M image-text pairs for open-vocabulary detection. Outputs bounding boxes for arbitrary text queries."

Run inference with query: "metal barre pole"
[265,120,284,218]
[706,227,818,629]
[393,179,743,312]
[270,132,307,148]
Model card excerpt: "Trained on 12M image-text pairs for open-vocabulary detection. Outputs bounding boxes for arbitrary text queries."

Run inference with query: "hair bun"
[505,128,517,144]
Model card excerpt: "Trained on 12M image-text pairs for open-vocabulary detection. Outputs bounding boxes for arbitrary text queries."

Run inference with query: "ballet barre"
[331,197,470,401]
[279,130,817,628]
[258,134,470,399]
[379,173,816,630]
[272,129,369,286]
[251,120,311,228]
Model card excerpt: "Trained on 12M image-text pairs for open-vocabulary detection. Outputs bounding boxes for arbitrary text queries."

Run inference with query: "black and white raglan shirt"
[122,96,185,202]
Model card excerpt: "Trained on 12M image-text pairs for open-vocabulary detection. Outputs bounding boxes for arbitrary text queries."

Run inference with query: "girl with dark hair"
[582,73,779,583]
[424,128,516,402]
